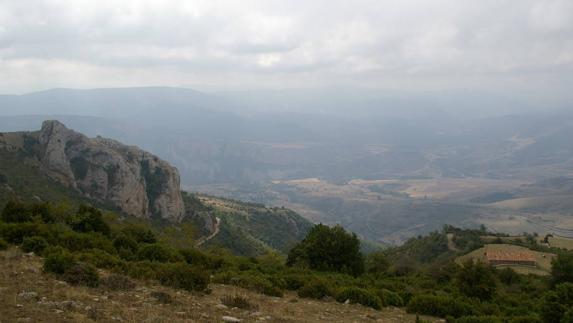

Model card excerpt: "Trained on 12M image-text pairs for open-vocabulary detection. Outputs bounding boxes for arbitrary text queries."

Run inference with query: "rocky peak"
[37,120,184,221]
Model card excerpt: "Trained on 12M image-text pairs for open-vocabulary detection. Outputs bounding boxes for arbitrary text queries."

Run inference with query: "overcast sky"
[0,0,572,101]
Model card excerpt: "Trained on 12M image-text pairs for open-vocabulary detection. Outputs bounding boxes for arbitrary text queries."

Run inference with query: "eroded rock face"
[37,120,184,220]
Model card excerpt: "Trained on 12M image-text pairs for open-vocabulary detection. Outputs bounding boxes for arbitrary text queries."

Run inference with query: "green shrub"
[365,251,390,274]
[76,250,124,270]
[562,309,573,323]
[541,283,573,323]
[122,225,156,243]
[0,222,43,244]
[336,287,382,310]
[21,236,48,254]
[113,234,138,254]
[287,224,364,276]
[62,263,99,287]
[157,263,209,292]
[507,316,542,323]
[179,248,220,269]
[212,270,238,285]
[377,289,404,307]
[551,253,573,286]
[67,205,110,235]
[454,315,505,323]
[137,244,177,262]
[406,294,473,318]
[456,260,497,300]
[101,274,136,291]
[231,273,283,297]
[453,316,503,323]
[0,238,8,250]
[56,231,115,254]
[1,201,31,223]
[498,267,521,285]
[220,294,259,310]
[125,261,162,280]
[298,279,332,299]
[284,273,307,290]
[43,248,76,274]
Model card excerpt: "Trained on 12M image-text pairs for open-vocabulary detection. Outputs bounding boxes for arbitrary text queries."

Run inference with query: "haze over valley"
[2,86,573,244]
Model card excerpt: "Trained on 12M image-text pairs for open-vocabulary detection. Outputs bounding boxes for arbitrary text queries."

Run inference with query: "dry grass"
[0,247,442,323]
[546,236,573,250]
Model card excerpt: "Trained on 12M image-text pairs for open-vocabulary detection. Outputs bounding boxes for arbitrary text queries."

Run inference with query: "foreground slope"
[0,247,437,323]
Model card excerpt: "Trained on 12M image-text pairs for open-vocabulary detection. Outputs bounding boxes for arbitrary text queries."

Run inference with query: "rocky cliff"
[3,120,185,220]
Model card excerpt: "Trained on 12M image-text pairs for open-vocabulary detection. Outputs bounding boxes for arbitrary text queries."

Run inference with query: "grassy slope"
[199,196,313,257]
[0,150,94,210]
[0,247,436,323]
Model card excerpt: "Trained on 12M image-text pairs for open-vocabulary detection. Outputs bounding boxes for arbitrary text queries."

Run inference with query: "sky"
[0,0,572,101]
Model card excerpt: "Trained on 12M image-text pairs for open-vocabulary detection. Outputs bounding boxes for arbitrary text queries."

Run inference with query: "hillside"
[0,120,184,221]
[0,247,436,323]
[0,121,313,256]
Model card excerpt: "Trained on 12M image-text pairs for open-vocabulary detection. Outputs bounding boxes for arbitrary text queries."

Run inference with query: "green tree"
[286,224,364,276]
[1,200,31,223]
[541,283,573,323]
[68,205,110,235]
[551,252,573,286]
[456,260,497,300]
[365,251,390,275]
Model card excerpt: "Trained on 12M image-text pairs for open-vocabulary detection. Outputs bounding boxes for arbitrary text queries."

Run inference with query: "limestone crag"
[37,120,184,220]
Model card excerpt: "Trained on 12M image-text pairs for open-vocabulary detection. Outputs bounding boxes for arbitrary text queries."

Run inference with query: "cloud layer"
[0,0,572,96]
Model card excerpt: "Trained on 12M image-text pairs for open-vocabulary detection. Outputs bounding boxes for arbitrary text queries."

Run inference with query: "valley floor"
[0,248,440,323]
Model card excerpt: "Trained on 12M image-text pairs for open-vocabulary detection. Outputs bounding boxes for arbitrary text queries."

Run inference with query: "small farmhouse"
[486,250,536,266]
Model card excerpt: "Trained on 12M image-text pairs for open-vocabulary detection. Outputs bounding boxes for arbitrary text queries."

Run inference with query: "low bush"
[76,250,124,270]
[336,287,382,310]
[0,222,43,244]
[121,225,156,244]
[453,316,503,323]
[284,273,307,290]
[62,263,100,287]
[231,273,283,297]
[43,248,76,274]
[220,294,259,310]
[1,201,31,223]
[507,316,543,323]
[298,279,332,299]
[0,238,8,250]
[377,289,404,307]
[406,294,474,318]
[137,244,178,263]
[21,236,48,254]
[157,263,209,292]
[101,274,136,291]
[179,248,223,269]
[67,205,110,236]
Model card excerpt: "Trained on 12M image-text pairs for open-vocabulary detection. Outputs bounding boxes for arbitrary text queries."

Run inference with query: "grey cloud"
[0,0,571,100]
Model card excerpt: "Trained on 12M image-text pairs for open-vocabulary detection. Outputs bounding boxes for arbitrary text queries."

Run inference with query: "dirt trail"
[195,217,221,247]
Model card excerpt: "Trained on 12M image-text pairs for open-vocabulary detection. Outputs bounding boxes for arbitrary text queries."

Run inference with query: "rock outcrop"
[35,120,184,220]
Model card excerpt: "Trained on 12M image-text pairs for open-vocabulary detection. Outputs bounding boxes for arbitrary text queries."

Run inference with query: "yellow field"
[546,236,573,250]
[456,244,556,276]
[348,178,525,199]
